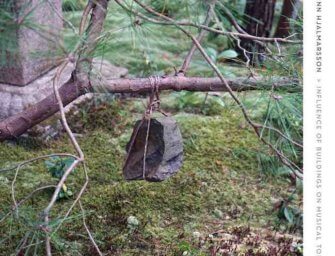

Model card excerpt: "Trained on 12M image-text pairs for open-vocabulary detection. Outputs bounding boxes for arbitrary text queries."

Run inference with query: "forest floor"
[0,96,302,255]
[0,5,302,256]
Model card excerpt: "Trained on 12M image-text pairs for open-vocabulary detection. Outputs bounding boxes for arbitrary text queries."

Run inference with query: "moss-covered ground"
[0,96,302,255]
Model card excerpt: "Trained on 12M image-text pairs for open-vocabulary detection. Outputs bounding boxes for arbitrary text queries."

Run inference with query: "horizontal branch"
[0,75,300,141]
[99,76,300,93]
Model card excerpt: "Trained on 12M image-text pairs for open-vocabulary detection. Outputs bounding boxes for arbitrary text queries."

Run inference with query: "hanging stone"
[123,117,183,182]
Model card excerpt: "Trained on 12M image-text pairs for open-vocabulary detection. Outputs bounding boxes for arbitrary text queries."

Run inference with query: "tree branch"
[100,76,299,93]
[179,0,217,74]
[0,75,299,141]
[123,0,303,175]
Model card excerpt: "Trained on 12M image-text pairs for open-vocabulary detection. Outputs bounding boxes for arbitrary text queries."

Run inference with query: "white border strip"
[304,1,335,255]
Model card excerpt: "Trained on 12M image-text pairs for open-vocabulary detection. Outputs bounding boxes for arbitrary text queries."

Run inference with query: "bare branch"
[79,200,103,256]
[179,0,217,74]
[0,76,300,141]
[41,1,110,254]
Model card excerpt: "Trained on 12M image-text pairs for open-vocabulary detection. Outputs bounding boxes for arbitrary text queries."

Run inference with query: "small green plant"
[177,241,200,256]
[205,47,239,63]
[275,193,303,234]
[172,91,225,116]
[44,156,76,199]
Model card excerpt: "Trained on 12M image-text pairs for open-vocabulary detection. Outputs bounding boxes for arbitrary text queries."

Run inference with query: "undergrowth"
[0,96,302,255]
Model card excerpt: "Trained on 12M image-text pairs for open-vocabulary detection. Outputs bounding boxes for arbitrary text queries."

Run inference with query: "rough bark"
[275,0,298,38]
[241,0,277,64]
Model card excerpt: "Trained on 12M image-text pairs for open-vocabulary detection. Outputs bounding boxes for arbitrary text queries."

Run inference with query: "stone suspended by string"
[123,76,184,182]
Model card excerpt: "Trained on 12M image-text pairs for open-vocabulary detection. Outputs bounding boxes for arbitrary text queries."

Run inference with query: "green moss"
[0,97,299,255]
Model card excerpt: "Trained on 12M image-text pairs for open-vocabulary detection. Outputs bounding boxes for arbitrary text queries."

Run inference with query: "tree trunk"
[241,0,277,65]
[275,0,298,38]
